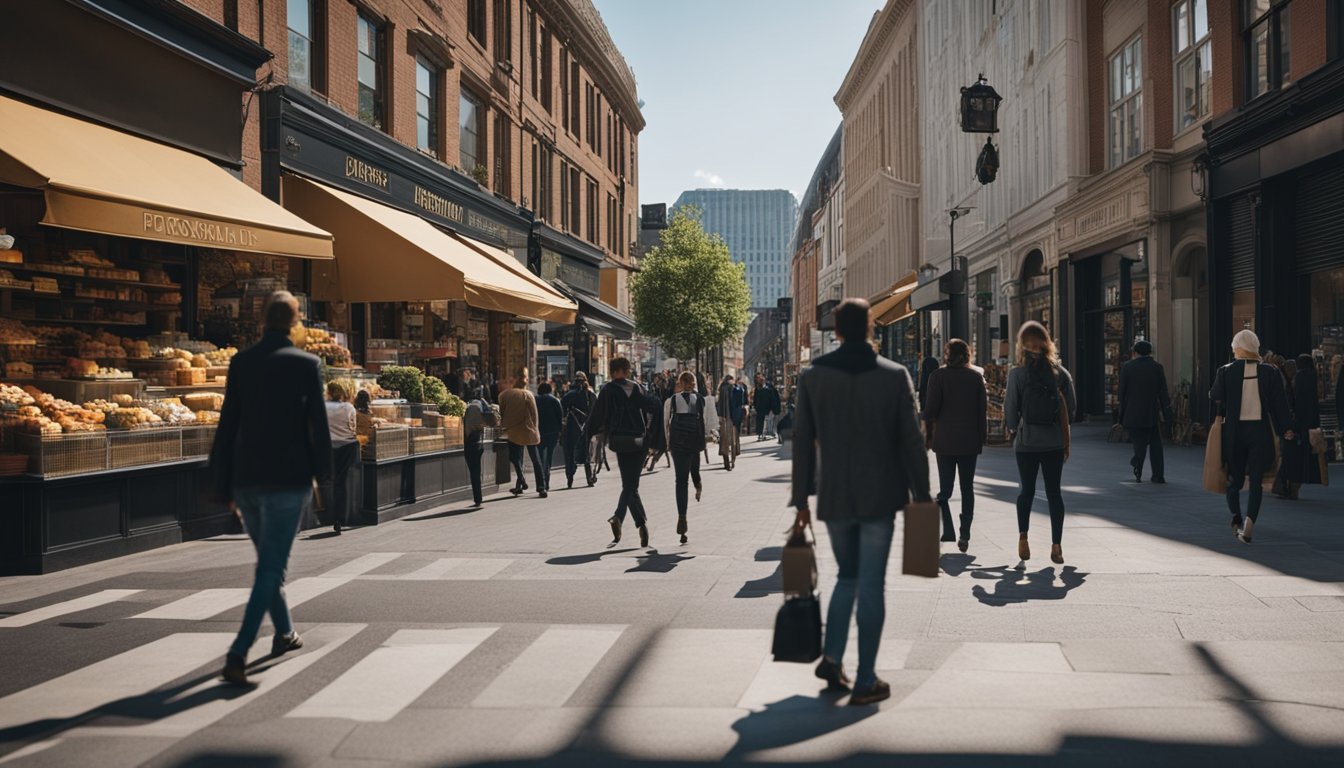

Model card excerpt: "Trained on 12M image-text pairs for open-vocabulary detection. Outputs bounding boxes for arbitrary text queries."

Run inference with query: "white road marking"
[287,627,497,722]
[130,589,251,621]
[365,558,513,581]
[321,552,404,577]
[473,625,625,708]
[0,590,142,628]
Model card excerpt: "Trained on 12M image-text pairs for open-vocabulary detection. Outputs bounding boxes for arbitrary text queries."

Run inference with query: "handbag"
[1308,428,1327,454]
[772,594,823,663]
[780,524,818,595]
[1202,417,1227,494]
[902,501,940,578]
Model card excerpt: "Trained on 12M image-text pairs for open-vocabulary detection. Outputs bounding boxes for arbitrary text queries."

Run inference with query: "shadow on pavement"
[735,547,783,598]
[547,548,639,566]
[626,550,696,574]
[968,565,1088,606]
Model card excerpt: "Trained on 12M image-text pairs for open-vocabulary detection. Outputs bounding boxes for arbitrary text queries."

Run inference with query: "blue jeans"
[823,517,895,689]
[229,487,309,660]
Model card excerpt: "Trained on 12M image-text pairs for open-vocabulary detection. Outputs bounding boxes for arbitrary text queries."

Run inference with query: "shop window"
[1108,36,1142,168]
[493,114,511,197]
[459,89,484,176]
[287,0,322,93]
[356,13,385,130]
[1243,0,1292,100]
[415,57,439,157]
[1173,0,1211,132]
[467,0,486,47]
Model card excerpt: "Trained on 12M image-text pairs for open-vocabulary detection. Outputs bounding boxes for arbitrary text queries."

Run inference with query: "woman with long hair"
[1208,330,1293,542]
[922,339,987,552]
[663,371,708,544]
[1003,322,1077,564]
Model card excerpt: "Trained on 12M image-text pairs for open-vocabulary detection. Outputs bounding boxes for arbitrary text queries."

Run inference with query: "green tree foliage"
[630,206,751,361]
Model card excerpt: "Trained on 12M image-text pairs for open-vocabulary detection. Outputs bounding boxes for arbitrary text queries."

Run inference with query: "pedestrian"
[753,373,780,441]
[561,372,597,488]
[664,371,708,543]
[323,380,359,535]
[791,298,930,706]
[536,381,563,490]
[354,389,376,436]
[1208,330,1294,543]
[1004,321,1077,565]
[586,357,659,547]
[498,367,546,497]
[211,291,331,686]
[1274,353,1323,500]
[918,353,940,410]
[1118,339,1174,483]
[717,374,742,470]
[462,385,497,508]
[921,339,987,552]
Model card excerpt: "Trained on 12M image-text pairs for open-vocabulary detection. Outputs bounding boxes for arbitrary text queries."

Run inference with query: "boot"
[957,513,971,553]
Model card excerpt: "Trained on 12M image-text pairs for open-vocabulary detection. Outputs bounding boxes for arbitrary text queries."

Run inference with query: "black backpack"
[668,393,705,452]
[1022,362,1062,426]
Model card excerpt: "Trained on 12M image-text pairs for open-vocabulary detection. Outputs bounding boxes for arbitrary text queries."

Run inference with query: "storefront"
[1070,242,1147,416]
[1206,57,1344,454]
[0,3,336,573]
[261,86,575,524]
[870,274,919,372]
[534,224,632,384]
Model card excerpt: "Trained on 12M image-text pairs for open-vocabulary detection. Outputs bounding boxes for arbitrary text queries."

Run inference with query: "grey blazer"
[790,342,931,521]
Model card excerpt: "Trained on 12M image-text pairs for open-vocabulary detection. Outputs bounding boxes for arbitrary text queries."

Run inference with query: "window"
[586,179,598,244]
[1243,0,1292,100]
[1330,0,1344,61]
[287,0,317,93]
[584,83,594,150]
[415,57,439,156]
[1108,36,1142,168]
[493,0,512,62]
[607,194,617,251]
[356,14,385,130]
[541,27,553,112]
[570,61,581,136]
[569,166,581,232]
[528,11,538,99]
[493,114,511,197]
[560,48,571,132]
[559,159,569,228]
[467,0,486,47]
[1173,0,1211,131]
[539,145,553,222]
[459,90,484,175]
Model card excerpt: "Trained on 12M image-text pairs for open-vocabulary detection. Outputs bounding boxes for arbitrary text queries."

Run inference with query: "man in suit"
[211,291,331,686]
[1118,340,1174,483]
[791,298,931,706]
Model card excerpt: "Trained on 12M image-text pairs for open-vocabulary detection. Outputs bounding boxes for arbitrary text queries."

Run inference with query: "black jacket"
[1209,359,1293,465]
[1118,355,1173,429]
[923,365,988,456]
[1292,368,1320,433]
[211,331,332,501]
[537,393,564,442]
[561,387,596,439]
[585,379,659,445]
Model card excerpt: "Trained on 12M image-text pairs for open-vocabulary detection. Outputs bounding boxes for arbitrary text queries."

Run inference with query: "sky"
[592,0,886,207]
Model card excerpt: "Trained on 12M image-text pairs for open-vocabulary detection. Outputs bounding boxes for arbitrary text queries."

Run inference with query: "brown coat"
[498,386,540,446]
[922,365,988,456]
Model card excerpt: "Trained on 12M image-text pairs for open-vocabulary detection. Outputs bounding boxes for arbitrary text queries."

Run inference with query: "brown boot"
[1018,534,1031,561]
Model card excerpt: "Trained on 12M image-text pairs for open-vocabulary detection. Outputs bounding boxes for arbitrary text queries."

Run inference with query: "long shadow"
[402,506,483,522]
[626,550,696,574]
[968,565,1088,606]
[753,473,791,484]
[735,546,784,598]
[725,692,870,758]
[546,548,638,566]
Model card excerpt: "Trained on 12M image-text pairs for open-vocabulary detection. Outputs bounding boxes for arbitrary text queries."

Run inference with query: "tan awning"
[282,175,576,322]
[869,273,919,326]
[0,93,332,259]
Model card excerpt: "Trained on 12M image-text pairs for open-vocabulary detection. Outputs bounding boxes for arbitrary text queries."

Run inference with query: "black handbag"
[772,594,823,663]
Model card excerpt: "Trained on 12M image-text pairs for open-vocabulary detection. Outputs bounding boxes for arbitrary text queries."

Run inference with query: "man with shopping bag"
[789,298,932,706]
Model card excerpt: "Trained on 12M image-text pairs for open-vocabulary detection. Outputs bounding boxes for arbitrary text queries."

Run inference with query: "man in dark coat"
[1118,340,1174,483]
[211,291,331,685]
[561,372,597,488]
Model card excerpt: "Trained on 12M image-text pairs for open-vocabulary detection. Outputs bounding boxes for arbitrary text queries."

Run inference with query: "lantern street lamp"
[961,74,1003,185]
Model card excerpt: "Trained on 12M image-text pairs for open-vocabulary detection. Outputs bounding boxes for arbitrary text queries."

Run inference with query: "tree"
[630,206,752,365]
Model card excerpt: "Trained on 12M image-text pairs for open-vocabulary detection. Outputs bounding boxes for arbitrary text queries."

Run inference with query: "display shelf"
[0,265,180,291]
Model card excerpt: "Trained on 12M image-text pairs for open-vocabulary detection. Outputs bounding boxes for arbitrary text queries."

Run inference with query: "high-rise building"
[673,189,798,310]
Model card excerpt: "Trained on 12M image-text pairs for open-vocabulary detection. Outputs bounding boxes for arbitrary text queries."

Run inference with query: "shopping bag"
[1308,428,1327,454]
[771,594,822,663]
[901,501,940,578]
[781,525,817,595]
[1203,418,1227,494]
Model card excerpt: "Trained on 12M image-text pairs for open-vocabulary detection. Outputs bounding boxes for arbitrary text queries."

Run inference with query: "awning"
[282,174,575,322]
[868,273,918,326]
[0,93,332,259]
[565,282,636,340]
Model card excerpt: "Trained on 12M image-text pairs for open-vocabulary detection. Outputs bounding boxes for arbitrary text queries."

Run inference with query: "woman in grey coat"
[1004,321,1077,564]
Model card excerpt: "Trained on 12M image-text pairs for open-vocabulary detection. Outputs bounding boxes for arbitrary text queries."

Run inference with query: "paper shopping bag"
[902,502,940,578]
[1203,418,1227,494]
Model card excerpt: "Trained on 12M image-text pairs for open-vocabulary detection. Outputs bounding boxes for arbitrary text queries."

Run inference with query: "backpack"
[1022,362,1062,426]
[668,393,705,452]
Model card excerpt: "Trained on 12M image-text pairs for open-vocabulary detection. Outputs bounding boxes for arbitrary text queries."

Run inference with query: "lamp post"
[948,207,973,345]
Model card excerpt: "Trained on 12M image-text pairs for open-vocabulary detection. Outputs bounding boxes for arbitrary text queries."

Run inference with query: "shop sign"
[344,156,389,191]
[540,247,601,295]
[141,211,260,248]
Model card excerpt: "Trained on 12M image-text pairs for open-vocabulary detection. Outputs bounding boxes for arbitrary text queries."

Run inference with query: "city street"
[1,428,1342,767]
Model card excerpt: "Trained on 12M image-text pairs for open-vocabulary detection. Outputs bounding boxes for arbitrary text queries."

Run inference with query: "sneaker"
[849,678,891,706]
[271,632,303,657]
[1238,517,1255,544]
[221,653,251,686]
[814,656,851,691]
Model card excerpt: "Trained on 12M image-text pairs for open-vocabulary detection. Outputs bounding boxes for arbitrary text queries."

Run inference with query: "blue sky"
[593,0,886,207]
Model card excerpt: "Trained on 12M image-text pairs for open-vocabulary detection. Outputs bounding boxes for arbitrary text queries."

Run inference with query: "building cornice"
[536,0,644,132]
[835,0,914,110]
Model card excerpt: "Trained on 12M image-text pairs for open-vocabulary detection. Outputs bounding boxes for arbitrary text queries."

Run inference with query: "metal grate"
[362,426,409,462]
[181,425,218,459]
[16,432,109,477]
[409,426,446,455]
[109,428,182,469]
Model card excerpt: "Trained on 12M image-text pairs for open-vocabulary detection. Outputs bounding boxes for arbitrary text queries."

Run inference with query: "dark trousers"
[756,411,767,437]
[562,432,591,484]
[509,442,545,491]
[613,449,648,527]
[1128,426,1165,480]
[671,448,702,516]
[539,437,558,488]
[1015,449,1066,544]
[464,437,484,505]
[1227,420,1273,523]
[935,453,978,539]
[321,440,360,527]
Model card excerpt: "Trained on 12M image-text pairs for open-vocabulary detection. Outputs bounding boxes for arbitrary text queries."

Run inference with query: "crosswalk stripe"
[365,558,513,581]
[0,632,230,731]
[130,588,251,621]
[472,625,625,709]
[287,627,497,722]
[321,552,404,577]
[0,589,142,628]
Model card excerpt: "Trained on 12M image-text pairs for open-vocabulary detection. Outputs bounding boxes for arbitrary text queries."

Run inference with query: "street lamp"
[948,207,975,343]
[961,75,1003,185]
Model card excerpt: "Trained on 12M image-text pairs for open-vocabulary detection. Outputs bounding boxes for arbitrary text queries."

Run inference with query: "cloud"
[693,169,725,186]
